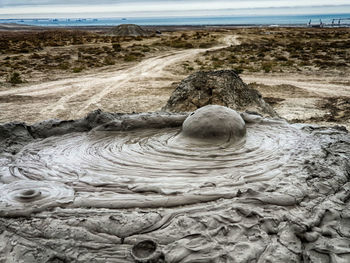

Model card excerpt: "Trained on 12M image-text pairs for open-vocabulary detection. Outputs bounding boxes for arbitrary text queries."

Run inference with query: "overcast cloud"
[1,0,349,18]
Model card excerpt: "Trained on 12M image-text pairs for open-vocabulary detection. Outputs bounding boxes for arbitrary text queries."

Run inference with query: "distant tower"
[320,19,323,27]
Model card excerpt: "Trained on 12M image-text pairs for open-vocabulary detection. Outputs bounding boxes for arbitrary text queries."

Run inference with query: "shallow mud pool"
[0,109,350,262]
[2,119,304,211]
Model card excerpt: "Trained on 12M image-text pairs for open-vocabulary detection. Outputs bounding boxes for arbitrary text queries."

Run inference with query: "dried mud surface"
[0,111,349,262]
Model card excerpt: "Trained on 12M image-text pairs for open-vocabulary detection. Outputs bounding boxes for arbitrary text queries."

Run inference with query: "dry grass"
[0,29,220,86]
[0,29,160,86]
[198,27,350,74]
[1,27,349,87]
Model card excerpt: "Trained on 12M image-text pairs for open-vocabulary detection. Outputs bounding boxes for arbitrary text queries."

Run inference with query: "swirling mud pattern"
[0,107,350,262]
[8,119,303,208]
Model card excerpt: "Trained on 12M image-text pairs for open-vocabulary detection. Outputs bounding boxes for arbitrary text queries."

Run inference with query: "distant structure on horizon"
[331,17,350,26]
[308,17,350,27]
[308,19,324,28]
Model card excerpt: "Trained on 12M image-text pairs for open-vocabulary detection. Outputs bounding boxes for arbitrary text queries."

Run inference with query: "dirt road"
[242,74,350,97]
[0,35,238,124]
[242,73,350,129]
[0,34,349,130]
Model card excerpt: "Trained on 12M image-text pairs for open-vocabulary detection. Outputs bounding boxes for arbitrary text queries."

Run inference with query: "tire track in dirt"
[241,74,350,130]
[0,36,237,123]
[242,75,350,97]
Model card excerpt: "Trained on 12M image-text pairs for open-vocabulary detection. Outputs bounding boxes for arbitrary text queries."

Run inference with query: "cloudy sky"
[1,0,349,18]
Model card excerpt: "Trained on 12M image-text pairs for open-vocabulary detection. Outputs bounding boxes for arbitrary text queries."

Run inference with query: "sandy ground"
[242,73,350,130]
[0,33,349,130]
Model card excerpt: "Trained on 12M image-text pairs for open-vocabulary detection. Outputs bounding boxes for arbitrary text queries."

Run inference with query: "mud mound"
[163,70,277,117]
[181,105,246,141]
[1,109,350,262]
[111,24,150,37]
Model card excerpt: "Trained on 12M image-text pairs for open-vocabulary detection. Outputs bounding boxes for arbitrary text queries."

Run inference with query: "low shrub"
[72,67,84,73]
[59,62,70,70]
[8,72,23,84]
[112,43,122,52]
[103,57,115,65]
[124,54,137,62]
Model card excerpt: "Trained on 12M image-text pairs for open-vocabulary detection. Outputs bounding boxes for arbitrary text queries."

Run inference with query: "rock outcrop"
[163,70,277,117]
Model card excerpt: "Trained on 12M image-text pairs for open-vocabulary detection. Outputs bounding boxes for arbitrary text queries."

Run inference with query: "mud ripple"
[4,119,309,208]
[0,180,74,217]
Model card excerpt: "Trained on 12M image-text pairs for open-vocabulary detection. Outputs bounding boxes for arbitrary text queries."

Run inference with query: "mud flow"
[0,112,349,262]
[2,118,302,210]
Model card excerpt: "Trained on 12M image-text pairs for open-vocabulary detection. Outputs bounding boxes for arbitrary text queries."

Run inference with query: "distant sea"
[1,14,350,27]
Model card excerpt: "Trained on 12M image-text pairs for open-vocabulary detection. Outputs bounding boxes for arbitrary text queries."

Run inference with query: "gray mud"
[0,110,350,262]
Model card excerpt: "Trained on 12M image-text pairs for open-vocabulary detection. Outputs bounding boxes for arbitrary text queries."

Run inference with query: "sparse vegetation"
[123,54,138,62]
[72,67,84,73]
[112,43,122,52]
[0,29,160,84]
[199,27,350,73]
[8,72,23,85]
[0,27,349,86]
[153,31,217,49]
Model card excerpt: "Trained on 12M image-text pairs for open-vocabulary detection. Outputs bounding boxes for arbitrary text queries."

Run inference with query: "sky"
[1,0,350,19]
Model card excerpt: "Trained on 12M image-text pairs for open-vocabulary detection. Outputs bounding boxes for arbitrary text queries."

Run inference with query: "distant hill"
[111,24,150,37]
[0,23,43,31]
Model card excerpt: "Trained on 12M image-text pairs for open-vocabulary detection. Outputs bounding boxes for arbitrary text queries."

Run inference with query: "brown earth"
[0,26,349,130]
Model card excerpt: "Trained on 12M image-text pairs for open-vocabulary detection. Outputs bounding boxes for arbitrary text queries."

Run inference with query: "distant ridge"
[0,23,43,31]
[111,24,150,36]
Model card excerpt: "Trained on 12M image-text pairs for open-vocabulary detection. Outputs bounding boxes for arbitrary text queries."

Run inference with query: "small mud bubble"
[16,189,41,201]
[0,181,74,217]
[131,240,162,262]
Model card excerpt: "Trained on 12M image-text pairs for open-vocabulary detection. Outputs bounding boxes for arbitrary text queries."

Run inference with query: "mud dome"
[0,108,350,262]
[182,105,246,141]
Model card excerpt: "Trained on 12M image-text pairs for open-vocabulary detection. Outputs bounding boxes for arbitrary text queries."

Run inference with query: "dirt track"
[0,35,238,123]
[0,34,349,130]
[242,74,350,130]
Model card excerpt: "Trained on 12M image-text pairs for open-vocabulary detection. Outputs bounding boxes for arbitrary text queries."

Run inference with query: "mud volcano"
[182,105,246,140]
[111,24,150,37]
[0,106,349,262]
[163,70,277,117]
